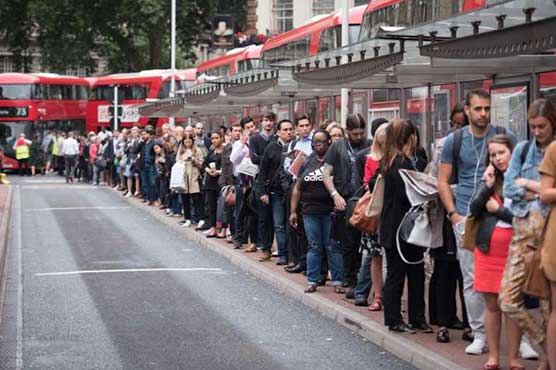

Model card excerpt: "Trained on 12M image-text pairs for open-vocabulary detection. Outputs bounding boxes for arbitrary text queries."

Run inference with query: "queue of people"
[26,89,555,370]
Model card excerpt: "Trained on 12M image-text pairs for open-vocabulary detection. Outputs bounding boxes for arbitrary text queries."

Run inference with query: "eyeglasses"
[313,140,329,145]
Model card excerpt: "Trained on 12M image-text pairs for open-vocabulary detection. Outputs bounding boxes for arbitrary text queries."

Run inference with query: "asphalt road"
[0,175,417,370]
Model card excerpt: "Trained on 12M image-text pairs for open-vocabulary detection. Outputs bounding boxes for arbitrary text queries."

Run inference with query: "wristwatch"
[330,190,338,198]
[446,210,456,220]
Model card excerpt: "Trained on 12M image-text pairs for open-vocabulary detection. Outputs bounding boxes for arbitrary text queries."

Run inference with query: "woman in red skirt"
[469,134,522,370]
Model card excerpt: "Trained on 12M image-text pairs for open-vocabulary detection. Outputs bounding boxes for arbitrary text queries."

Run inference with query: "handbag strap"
[396,210,427,265]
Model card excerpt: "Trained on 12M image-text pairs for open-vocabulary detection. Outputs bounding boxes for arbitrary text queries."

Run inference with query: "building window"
[0,57,14,73]
[274,0,293,34]
[313,0,334,16]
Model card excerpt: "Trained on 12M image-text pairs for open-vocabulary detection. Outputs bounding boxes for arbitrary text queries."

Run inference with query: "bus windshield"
[0,121,34,156]
[0,84,33,100]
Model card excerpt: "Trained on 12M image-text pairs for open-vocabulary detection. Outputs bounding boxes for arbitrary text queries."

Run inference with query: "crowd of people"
[7,89,556,370]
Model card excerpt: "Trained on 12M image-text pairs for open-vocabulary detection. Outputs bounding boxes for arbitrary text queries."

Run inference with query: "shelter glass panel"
[406,87,427,150]
[278,103,289,122]
[540,71,556,105]
[318,97,332,127]
[491,85,528,141]
[305,99,318,127]
[370,89,400,125]
[334,96,341,123]
[294,100,304,115]
[432,84,454,140]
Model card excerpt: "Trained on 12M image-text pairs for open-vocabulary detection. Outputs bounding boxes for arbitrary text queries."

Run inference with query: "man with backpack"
[438,89,517,355]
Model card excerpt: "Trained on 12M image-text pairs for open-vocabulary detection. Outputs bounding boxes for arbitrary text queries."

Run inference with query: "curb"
[116,189,468,370]
[0,186,14,311]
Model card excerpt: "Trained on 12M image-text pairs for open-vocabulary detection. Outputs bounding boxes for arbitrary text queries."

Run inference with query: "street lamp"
[169,0,176,127]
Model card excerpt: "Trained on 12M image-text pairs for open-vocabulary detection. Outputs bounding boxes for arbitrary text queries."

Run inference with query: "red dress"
[473,195,512,294]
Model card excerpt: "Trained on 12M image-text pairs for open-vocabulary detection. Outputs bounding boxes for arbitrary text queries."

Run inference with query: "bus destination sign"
[0,107,28,118]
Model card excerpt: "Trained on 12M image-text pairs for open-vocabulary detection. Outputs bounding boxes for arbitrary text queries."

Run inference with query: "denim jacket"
[503,140,549,218]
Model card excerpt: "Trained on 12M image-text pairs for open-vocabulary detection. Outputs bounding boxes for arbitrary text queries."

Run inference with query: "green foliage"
[0,0,245,74]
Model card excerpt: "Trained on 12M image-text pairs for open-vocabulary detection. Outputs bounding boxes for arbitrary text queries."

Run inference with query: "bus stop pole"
[114,85,119,131]
[169,0,176,128]
[340,0,350,127]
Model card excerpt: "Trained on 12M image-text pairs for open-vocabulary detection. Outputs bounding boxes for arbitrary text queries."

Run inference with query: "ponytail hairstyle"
[381,119,417,176]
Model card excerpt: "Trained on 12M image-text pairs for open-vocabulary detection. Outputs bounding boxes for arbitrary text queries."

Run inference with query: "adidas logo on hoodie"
[304,166,324,182]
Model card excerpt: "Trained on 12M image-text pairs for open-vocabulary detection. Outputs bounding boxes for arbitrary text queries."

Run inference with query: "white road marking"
[16,185,23,370]
[35,268,222,277]
[21,179,66,183]
[26,206,131,212]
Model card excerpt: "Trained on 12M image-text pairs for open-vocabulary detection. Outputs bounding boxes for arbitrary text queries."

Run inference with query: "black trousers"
[429,258,469,328]
[159,177,170,207]
[383,244,426,327]
[182,193,203,221]
[205,189,218,228]
[334,212,361,287]
[17,158,29,176]
[256,196,274,252]
[286,190,307,267]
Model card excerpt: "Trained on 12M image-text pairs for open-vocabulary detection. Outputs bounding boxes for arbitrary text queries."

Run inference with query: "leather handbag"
[349,190,379,234]
[365,175,384,218]
[223,186,236,206]
[462,215,480,251]
[523,248,549,299]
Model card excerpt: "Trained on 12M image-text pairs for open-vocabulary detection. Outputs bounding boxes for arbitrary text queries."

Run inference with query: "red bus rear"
[196,45,262,82]
[87,69,196,132]
[0,73,88,170]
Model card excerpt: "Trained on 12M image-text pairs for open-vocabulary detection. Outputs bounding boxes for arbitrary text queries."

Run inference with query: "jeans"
[353,251,373,299]
[140,166,157,202]
[453,220,486,340]
[93,164,103,185]
[271,193,288,259]
[304,214,343,286]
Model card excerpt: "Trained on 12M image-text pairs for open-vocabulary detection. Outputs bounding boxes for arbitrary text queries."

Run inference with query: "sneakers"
[465,338,488,355]
[195,220,206,230]
[519,338,539,360]
[124,192,132,198]
[179,220,191,227]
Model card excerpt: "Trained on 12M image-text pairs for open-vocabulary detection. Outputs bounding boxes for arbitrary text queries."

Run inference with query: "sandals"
[368,297,383,311]
[304,285,317,293]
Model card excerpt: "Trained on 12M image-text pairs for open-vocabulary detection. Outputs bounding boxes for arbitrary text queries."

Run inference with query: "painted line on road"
[35,267,222,277]
[26,206,131,212]
[16,185,23,370]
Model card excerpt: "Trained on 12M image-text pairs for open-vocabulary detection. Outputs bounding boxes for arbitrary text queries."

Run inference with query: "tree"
[0,0,225,74]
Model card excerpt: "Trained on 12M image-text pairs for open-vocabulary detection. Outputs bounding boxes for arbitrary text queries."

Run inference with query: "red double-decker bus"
[86,69,196,132]
[0,73,89,170]
[196,45,263,82]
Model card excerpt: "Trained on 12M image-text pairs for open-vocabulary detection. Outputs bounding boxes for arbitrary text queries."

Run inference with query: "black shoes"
[447,319,465,330]
[388,322,416,334]
[284,264,305,273]
[409,322,434,333]
[353,297,368,307]
[345,288,355,299]
[436,328,450,343]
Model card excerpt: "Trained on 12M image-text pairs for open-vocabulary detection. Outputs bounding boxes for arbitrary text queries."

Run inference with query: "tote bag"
[365,175,384,218]
[169,162,186,192]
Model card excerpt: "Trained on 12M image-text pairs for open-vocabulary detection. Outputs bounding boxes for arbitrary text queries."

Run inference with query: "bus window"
[319,27,337,53]
[0,84,33,100]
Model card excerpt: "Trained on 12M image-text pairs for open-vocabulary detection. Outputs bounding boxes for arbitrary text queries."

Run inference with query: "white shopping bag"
[170,162,186,192]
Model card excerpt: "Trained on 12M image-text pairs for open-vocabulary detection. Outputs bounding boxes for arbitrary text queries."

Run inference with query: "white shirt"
[230,140,248,177]
[62,137,80,156]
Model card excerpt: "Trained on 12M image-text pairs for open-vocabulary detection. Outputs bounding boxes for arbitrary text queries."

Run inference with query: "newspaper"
[287,151,308,178]
[237,157,259,177]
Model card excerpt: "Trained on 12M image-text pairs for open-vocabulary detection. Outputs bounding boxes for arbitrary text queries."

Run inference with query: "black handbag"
[95,155,107,168]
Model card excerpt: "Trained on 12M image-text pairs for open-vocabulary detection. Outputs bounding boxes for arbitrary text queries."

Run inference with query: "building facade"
[254,0,368,37]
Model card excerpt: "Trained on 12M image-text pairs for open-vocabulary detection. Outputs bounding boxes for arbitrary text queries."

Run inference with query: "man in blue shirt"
[438,89,517,355]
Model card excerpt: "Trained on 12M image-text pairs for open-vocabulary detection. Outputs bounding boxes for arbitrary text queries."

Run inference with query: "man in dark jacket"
[323,113,371,291]
[255,119,294,263]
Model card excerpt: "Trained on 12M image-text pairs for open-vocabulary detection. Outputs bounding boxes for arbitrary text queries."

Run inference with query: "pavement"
[0,176,418,370]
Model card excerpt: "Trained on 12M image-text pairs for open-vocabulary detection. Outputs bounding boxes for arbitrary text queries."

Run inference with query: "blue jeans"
[140,166,157,202]
[353,251,373,299]
[271,193,288,259]
[304,214,343,286]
